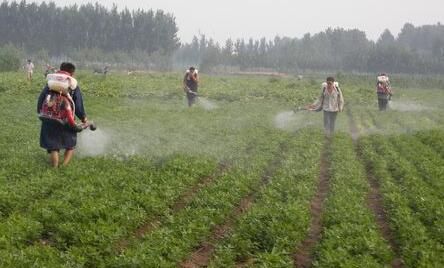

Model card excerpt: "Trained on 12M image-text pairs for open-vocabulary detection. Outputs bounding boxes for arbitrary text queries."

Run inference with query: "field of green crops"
[0,71,443,267]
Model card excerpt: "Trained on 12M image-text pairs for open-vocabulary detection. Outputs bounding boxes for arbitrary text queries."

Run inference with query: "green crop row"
[415,130,444,159]
[0,156,218,267]
[208,129,324,267]
[104,130,288,267]
[1,70,443,267]
[313,134,393,267]
[388,134,444,195]
[360,136,444,267]
[370,136,444,244]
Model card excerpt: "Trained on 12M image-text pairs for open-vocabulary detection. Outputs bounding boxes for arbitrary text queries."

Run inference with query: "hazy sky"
[31,0,442,43]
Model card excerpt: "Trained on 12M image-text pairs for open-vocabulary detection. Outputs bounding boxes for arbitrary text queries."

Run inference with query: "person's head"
[189,66,195,72]
[60,62,76,76]
[27,59,31,63]
[326,76,335,85]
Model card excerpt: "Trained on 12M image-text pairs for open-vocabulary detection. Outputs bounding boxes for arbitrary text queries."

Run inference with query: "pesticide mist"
[74,101,248,161]
[274,110,318,130]
[77,128,111,157]
[198,97,218,110]
[389,101,432,112]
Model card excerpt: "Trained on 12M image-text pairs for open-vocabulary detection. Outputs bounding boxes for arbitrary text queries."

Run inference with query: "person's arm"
[306,88,324,111]
[37,86,49,113]
[387,81,393,95]
[337,87,344,112]
[183,74,191,92]
[71,87,87,122]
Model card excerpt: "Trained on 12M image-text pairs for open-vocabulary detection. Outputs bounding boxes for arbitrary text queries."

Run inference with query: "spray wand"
[292,106,308,113]
[74,121,97,132]
[184,86,199,97]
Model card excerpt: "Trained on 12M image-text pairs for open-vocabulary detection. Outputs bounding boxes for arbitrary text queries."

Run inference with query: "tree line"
[0,1,179,56]
[176,23,444,74]
[0,1,443,74]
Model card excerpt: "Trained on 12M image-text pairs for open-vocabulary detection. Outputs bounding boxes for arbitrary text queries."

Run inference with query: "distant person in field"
[376,73,392,111]
[37,62,89,168]
[306,76,344,136]
[25,59,35,81]
[93,65,109,76]
[183,66,199,107]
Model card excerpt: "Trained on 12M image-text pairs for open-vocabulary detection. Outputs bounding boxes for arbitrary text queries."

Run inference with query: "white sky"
[29,0,443,43]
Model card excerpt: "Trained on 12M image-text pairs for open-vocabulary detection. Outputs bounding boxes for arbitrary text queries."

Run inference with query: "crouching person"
[37,62,88,167]
[306,77,344,136]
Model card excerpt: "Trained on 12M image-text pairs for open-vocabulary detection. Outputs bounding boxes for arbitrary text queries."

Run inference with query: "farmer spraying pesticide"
[24,59,34,82]
[37,62,95,168]
[305,77,344,136]
[376,73,393,111]
[183,66,199,107]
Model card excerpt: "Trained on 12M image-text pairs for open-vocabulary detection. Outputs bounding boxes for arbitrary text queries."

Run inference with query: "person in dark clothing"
[183,66,199,107]
[37,62,88,167]
[376,73,392,111]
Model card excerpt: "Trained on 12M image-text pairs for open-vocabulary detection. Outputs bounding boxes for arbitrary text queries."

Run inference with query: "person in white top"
[25,59,35,81]
[306,76,345,136]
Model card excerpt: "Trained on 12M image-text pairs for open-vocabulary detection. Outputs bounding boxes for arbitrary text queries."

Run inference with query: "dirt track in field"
[347,109,404,268]
[114,162,230,253]
[179,141,288,268]
[293,138,331,268]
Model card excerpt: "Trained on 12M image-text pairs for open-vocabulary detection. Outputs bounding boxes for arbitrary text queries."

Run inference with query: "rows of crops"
[0,71,443,267]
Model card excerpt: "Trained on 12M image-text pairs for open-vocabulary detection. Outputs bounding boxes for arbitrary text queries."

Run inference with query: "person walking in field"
[25,59,35,81]
[37,62,89,168]
[183,66,199,107]
[306,76,344,136]
[376,73,392,111]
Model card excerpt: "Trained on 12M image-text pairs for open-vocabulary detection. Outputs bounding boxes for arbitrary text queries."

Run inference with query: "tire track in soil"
[347,109,404,268]
[179,141,289,268]
[293,137,331,268]
[114,161,231,253]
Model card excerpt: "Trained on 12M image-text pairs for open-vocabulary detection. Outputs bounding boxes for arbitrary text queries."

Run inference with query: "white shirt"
[25,62,34,73]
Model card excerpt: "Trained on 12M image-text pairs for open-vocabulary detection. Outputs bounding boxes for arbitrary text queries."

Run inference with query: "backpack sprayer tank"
[47,73,78,94]
[41,73,97,132]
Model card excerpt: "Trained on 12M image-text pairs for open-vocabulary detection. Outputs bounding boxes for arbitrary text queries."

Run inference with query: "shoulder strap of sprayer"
[321,86,326,96]
[336,85,342,94]
[336,86,344,111]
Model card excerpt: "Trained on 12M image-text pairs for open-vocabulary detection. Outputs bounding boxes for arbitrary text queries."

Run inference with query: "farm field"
[0,71,443,267]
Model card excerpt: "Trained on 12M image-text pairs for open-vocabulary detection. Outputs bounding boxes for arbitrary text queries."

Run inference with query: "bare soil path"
[347,109,404,268]
[179,142,288,268]
[293,138,331,268]
[114,162,230,253]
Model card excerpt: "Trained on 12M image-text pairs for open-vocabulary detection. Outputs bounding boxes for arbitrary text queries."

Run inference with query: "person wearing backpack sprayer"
[376,73,392,111]
[37,62,89,167]
[183,66,199,107]
[306,77,344,136]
